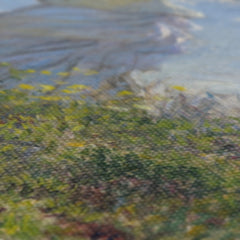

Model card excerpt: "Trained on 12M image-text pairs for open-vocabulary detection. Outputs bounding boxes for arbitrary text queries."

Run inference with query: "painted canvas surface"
[0,0,240,239]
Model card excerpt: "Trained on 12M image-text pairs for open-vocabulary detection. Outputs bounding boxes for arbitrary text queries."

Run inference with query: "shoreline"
[1,61,240,118]
[0,0,239,118]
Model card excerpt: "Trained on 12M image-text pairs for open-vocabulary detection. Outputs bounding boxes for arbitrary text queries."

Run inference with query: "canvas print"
[0,0,240,239]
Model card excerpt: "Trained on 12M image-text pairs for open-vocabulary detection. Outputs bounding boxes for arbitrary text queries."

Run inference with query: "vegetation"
[0,85,240,240]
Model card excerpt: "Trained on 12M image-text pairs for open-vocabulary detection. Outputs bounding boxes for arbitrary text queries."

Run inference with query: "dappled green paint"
[1,89,240,239]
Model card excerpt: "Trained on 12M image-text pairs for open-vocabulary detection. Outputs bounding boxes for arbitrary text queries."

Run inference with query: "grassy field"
[0,86,240,240]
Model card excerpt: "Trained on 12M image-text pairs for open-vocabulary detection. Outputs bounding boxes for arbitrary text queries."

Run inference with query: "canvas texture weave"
[0,0,240,239]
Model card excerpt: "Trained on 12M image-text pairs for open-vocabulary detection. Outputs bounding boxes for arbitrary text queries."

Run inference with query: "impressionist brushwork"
[0,0,240,239]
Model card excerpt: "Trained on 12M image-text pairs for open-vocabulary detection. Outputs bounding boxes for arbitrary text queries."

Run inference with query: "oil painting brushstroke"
[1,0,240,239]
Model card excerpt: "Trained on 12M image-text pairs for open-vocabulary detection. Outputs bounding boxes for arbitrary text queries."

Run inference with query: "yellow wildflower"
[117,90,133,97]
[41,70,52,75]
[25,69,36,73]
[72,67,81,71]
[57,72,70,77]
[67,84,89,90]
[0,62,10,66]
[19,84,35,90]
[40,84,55,92]
[172,85,187,91]
[66,142,85,147]
[62,89,78,94]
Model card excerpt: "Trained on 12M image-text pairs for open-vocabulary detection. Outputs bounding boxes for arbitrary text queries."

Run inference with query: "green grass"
[0,88,240,239]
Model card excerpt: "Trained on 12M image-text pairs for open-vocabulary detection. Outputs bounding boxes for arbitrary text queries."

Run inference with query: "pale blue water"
[160,0,240,94]
[0,0,38,12]
[0,0,239,96]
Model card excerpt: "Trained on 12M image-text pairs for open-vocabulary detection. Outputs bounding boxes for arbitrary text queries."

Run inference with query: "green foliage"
[1,89,240,239]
